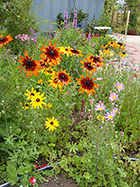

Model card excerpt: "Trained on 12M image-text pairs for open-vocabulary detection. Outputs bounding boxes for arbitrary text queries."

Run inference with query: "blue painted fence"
[32,0,105,30]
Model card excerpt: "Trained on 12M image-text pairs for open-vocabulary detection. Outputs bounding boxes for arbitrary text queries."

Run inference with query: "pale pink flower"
[95,103,106,111]
[112,108,119,113]
[105,111,116,121]
[97,77,103,80]
[109,92,119,101]
[92,43,95,47]
[89,100,94,103]
[115,82,125,92]
[129,79,132,81]
[120,130,124,136]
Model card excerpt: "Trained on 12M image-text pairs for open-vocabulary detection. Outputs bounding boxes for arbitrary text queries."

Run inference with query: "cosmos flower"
[109,92,119,101]
[17,50,42,77]
[0,34,14,48]
[39,41,63,64]
[112,108,119,113]
[45,117,59,131]
[95,103,106,111]
[105,111,116,121]
[30,93,46,109]
[76,73,99,95]
[115,82,125,92]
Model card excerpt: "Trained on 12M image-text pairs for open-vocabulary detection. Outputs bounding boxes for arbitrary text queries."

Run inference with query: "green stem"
[1,103,9,136]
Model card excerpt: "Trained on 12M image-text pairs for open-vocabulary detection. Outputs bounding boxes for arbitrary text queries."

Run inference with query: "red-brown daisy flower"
[39,41,63,64]
[55,69,72,86]
[0,35,14,48]
[70,48,84,57]
[86,53,104,67]
[76,73,99,95]
[80,59,97,74]
[17,50,42,77]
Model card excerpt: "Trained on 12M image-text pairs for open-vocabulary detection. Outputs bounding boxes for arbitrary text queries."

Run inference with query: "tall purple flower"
[87,32,91,43]
[30,27,37,43]
[63,10,68,29]
[73,9,77,28]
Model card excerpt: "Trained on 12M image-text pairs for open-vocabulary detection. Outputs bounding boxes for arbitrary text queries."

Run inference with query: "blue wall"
[32,0,105,30]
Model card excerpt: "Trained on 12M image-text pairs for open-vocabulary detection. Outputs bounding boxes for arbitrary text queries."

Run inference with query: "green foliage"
[70,9,89,24]
[1,0,42,54]
[0,20,140,187]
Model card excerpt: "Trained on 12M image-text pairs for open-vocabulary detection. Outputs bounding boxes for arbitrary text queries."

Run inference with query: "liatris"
[87,32,91,43]
[63,10,68,29]
[30,27,37,43]
[73,9,77,28]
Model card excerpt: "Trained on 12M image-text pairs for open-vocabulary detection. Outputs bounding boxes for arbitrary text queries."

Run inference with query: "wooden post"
[115,10,118,28]
[125,10,130,35]
[112,9,115,24]
[122,6,126,26]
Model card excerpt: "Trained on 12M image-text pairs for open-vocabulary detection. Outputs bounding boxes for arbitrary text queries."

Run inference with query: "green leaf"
[83,172,91,180]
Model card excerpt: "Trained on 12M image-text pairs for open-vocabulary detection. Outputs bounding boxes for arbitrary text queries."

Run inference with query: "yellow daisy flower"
[59,46,72,56]
[45,103,52,109]
[45,117,59,131]
[24,87,38,100]
[48,76,62,89]
[119,52,127,58]
[37,79,44,84]
[30,93,46,109]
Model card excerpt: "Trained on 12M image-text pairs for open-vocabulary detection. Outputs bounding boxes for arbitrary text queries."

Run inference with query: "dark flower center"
[85,80,91,86]
[36,98,40,102]
[25,104,28,106]
[87,63,91,67]
[122,52,125,54]
[65,48,68,51]
[105,47,108,50]
[73,49,78,53]
[31,93,35,96]
[0,38,4,42]
[118,42,123,46]
[50,122,54,125]
[49,50,55,55]
[111,42,113,44]
[27,60,33,66]
[61,74,65,79]
[94,56,99,60]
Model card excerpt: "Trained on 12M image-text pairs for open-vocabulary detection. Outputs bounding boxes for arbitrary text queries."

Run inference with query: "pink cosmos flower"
[97,77,103,80]
[29,177,36,185]
[115,82,125,92]
[109,92,119,101]
[105,111,116,121]
[129,79,132,81]
[95,103,106,111]
[120,130,124,136]
[92,43,95,47]
[112,108,119,113]
[89,99,94,103]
